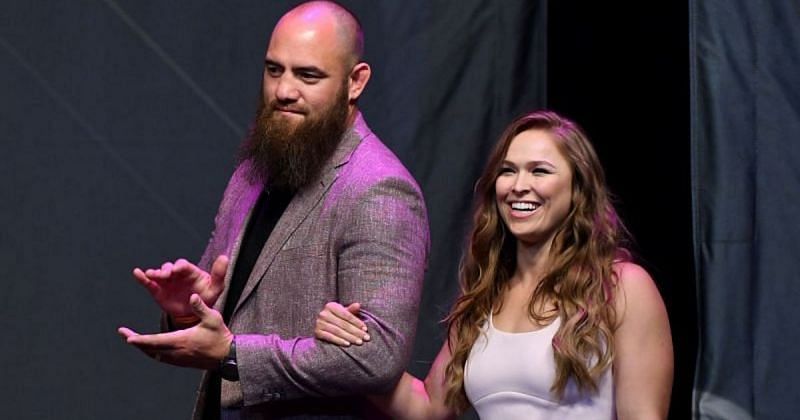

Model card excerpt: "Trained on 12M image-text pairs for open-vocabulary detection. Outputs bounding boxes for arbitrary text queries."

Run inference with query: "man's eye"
[299,72,321,81]
[266,66,282,76]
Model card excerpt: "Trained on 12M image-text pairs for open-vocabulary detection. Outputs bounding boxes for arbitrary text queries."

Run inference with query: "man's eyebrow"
[292,65,329,77]
[263,59,329,77]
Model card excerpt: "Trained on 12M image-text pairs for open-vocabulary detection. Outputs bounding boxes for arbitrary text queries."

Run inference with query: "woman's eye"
[532,167,551,175]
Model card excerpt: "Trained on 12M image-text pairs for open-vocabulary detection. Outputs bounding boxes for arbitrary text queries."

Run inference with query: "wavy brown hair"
[444,110,630,410]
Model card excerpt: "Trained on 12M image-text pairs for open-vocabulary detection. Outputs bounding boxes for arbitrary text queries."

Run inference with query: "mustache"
[269,100,308,115]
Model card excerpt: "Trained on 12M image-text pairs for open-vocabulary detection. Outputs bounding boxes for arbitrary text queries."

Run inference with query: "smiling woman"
[495,128,574,248]
[314,110,674,419]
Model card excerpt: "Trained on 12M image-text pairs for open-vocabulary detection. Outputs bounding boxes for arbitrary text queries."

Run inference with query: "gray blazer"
[193,113,430,419]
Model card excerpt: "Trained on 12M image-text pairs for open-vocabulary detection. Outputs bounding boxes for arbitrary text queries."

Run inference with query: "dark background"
[548,3,693,419]
[1,1,698,418]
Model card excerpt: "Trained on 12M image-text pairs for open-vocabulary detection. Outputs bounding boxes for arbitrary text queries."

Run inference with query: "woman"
[315,110,673,419]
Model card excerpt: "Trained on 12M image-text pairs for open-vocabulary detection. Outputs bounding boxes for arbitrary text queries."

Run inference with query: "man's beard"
[239,86,350,192]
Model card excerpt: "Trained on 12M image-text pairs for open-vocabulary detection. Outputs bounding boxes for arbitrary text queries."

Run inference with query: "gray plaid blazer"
[192,112,430,419]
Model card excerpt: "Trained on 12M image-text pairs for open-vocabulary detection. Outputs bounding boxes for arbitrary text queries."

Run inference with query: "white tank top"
[464,314,615,419]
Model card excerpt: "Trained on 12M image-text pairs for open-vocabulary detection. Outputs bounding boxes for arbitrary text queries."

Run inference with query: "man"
[118,2,430,418]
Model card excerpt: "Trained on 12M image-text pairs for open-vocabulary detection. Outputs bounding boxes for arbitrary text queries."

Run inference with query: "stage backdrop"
[0,1,545,418]
[691,0,800,419]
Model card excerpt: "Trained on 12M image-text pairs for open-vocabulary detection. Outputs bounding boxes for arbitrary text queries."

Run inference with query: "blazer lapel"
[213,175,263,313]
[228,113,369,319]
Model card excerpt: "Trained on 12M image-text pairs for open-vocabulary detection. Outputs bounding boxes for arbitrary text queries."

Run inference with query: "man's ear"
[347,62,371,102]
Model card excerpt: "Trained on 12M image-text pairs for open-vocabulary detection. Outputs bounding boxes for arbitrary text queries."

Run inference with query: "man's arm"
[315,303,459,419]
[235,176,429,405]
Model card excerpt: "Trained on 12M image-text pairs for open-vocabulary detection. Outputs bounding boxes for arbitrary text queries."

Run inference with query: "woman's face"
[495,128,573,246]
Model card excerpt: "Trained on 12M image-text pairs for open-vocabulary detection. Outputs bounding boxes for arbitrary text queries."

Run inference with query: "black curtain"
[0,1,545,418]
[691,0,800,419]
[548,2,694,419]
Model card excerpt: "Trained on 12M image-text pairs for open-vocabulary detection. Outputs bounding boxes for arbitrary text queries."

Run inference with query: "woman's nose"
[511,174,531,194]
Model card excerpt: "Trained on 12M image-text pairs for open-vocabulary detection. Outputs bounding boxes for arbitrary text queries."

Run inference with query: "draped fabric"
[690,1,800,418]
[0,1,545,418]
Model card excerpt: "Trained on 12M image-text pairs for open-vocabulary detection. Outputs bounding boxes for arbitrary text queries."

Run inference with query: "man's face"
[261,16,353,130]
[239,16,354,191]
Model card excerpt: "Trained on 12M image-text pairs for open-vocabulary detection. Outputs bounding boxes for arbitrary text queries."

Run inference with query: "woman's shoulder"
[612,260,652,285]
[610,261,666,326]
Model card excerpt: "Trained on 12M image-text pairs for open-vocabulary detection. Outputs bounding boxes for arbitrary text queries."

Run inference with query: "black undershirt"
[204,186,294,420]
[222,187,293,323]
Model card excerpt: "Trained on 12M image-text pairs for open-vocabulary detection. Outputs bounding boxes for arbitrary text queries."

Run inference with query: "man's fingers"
[132,269,159,294]
[189,294,223,327]
[124,329,182,351]
[189,294,209,317]
[118,326,139,340]
[145,265,167,279]
[173,258,193,275]
[132,268,147,282]
[119,327,162,360]
[210,255,229,285]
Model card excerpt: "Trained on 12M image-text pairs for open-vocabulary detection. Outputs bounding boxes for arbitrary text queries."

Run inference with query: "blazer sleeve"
[233,175,430,405]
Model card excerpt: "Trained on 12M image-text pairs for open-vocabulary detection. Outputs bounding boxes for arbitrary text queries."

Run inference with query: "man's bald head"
[277,1,364,68]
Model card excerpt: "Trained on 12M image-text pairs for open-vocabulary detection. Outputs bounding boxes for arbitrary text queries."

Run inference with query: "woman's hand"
[314,302,371,346]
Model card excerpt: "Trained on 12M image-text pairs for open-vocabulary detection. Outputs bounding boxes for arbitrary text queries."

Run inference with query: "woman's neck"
[512,238,553,288]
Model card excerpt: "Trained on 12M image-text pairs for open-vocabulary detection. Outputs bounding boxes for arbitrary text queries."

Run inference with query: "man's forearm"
[234,328,412,405]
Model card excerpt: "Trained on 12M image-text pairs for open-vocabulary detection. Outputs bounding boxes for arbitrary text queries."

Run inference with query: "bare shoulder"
[611,261,666,325]
[613,261,659,299]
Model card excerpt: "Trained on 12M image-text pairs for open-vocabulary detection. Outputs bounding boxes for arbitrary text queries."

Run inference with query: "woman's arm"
[315,302,458,420]
[612,262,674,420]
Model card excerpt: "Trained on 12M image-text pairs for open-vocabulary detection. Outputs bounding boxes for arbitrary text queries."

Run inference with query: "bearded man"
[118,2,430,419]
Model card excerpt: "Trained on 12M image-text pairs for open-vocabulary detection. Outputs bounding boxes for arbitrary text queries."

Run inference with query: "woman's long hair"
[444,110,630,409]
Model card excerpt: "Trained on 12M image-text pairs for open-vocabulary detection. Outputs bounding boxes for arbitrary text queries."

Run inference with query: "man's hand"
[118,293,233,370]
[133,255,228,323]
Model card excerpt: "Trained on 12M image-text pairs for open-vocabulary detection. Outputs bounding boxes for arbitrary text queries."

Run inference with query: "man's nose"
[274,76,300,102]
